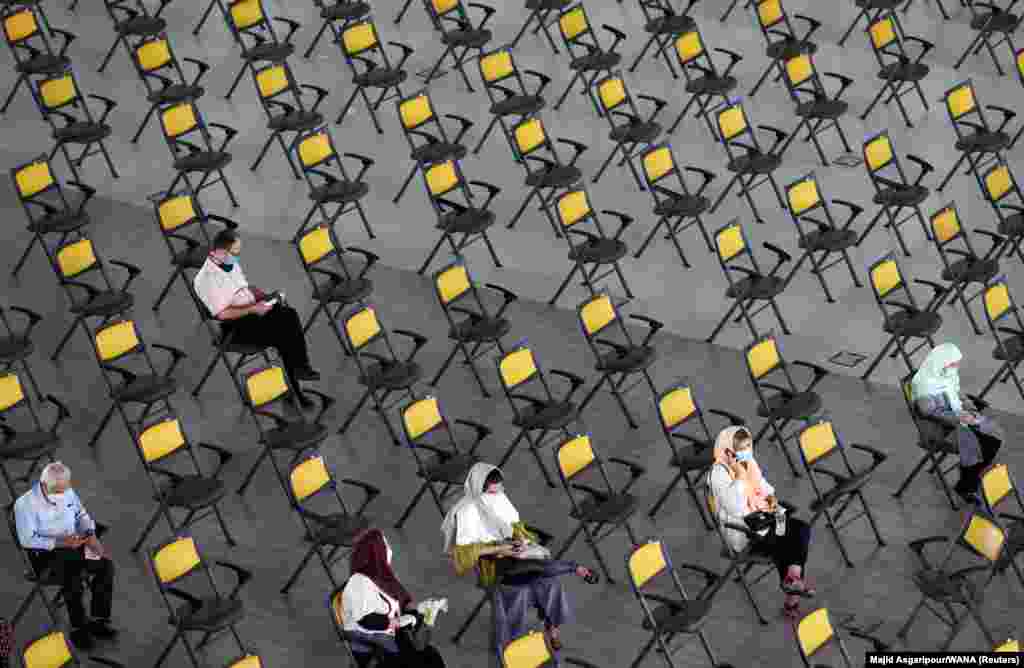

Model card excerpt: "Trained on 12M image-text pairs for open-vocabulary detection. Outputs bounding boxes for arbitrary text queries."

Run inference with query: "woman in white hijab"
[442,463,597,653]
[912,343,1003,503]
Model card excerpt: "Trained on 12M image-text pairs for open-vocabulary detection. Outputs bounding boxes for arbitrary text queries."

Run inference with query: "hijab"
[712,426,770,512]
[349,529,412,610]
[440,463,519,553]
[911,343,963,412]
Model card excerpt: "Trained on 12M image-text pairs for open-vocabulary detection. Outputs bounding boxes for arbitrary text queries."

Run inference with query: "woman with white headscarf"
[912,343,1003,503]
[441,463,597,653]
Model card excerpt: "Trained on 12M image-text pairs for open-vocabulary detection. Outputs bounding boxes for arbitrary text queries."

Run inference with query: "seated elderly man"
[14,462,116,650]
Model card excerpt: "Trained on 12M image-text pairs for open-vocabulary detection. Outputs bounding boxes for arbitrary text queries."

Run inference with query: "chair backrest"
[786,172,823,219]
[94,320,142,364]
[427,0,465,22]
[290,454,332,503]
[863,131,895,176]
[983,162,1017,203]
[0,372,28,415]
[556,189,592,231]
[755,0,786,31]
[641,144,677,189]
[995,639,1020,652]
[714,219,751,266]
[402,395,445,443]
[502,630,552,668]
[228,0,267,32]
[556,434,596,482]
[798,419,839,467]
[558,3,591,46]
[254,62,296,102]
[596,74,628,116]
[868,255,904,301]
[627,540,667,591]
[434,262,472,307]
[297,128,337,171]
[135,34,174,74]
[929,204,963,247]
[716,102,751,145]
[867,13,899,58]
[137,417,187,464]
[674,28,705,67]
[657,383,698,433]
[22,630,74,668]
[479,49,516,86]
[782,52,816,92]
[224,656,262,668]
[160,100,200,140]
[746,336,782,381]
[498,346,540,390]
[155,190,201,233]
[398,91,436,132]
[341,20,380,58]
[983,279,1013,326]
[796,608,838,662]
[37,72,79,111]
[513,117,549,159]
[944,80,981,127]
[980,463,1016,512]
[244,365,291,408]
[959,512,1005,563]
[424,160,462,200]
[578,292,616,339]
[297,225,337,268]
[55,238,98,279]
[152,535,203,585]
[3,6,42,45]
[12,156,56,202]
[343,305,383,352]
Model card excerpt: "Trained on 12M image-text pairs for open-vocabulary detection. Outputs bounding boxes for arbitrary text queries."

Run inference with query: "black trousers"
[354,617,445,668]
[221,304,312,375]
[27,548,114,629]
[751,516,812,580]
[957,430,1002,493]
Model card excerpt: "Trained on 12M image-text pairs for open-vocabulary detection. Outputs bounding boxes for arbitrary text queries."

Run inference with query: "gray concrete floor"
[2,0,1024,666]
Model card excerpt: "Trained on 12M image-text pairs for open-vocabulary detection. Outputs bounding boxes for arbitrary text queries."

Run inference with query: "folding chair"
[862,13,932,128]
[149,189,237,314]
[628,0,698,77]
[473,48,550,160]
[592,73,667,189]
[979,463,1024,589]
[996,638,1021,651]
[335,19,412,132]
[330,582,393,666]
[96,0,169,74]
[749,0,821,98]
[861,130,934,258]
[936,80,1013,193]
[893,372,963,509]
[862,255,944,381]
[430,262,517,396]
[667,26,742,137]
[981,160,1024,265]
[506,116,586,236]
[978,279,1024,401]
[576,292,662,429]
[189,295,273,402]
[337,305,428,445]
[955,0,1020,75]
[50,237,140,363]
[744,335,829,477]
[502,630,598,668]
[150,535,252,668]
[0,304,45,400]
[235,363,334,497]
[294,126,374,240]
[128,33,210,145]
[554,3,625,115]
[420,0,496,91]
[707,219,792,344]
[793,608,855,667]
[1,4,72,114]
[549,190,635,307]
[419,159,503,274]
[158,100,239,207]
[32,70,119,183]
[0,372,68,501]
[393,89,473,204]
[782,172,864,303]
[778,53,854,166]
[927,203,1002,335]
[19,630,125,668]
[797,419,887,567]
[302,0,369,59]
[510,0,571,54]
[281,452,380,593]
[839,0,907,46]
[129,416,235,552]
[9,155,93,278]
[249,60,328,177]
[897,512,1003,650]
[552,434,644,583]
[394,395,489,527]
[87,318,185,449]
[221,0,300,101]
[709,102,788,224]
[647,381,745,525]
[626,540,724,667]
[495,344,585,489]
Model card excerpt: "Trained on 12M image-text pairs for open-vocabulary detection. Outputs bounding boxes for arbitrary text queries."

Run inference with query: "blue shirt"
[14,483,95,551]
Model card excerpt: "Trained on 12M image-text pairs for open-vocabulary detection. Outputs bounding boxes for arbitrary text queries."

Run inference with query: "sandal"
[581,567,600,585]
[780,576,816,598]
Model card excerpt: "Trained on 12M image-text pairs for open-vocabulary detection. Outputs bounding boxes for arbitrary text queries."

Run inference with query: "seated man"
[14,462,116,650]
[193,229,321,398]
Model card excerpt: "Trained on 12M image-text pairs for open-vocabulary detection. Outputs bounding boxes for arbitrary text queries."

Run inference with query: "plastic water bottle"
[775,506,787,536]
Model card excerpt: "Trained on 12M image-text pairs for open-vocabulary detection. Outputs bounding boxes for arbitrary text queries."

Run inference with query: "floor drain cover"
[829,351,867,367]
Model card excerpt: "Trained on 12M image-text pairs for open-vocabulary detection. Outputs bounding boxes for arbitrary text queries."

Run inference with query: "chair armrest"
[87,657,126,668]
[7,305,44,332]
[109,259,142,291]
[563,659,601,668]
[299,84,330,113]
[483,282,519,317]
[549,368,585,393]
[300,388,335,423]
[570,483,609,502]
[683,166,716,195]
[608,457,646,492]
[165,586,202,614]
[792,360,829,387]
[998,511,1024,523]
[346,247,381,281]
[149,465,184,484]
[904,36,935,63]
[555,138,588,166]
[849,443,888,465]
[444,114,475,144]
[392,329,429,362]
[822,72,855,100]
[975,229,1007,259]
[523,69,552,96]
[793,14,822,41]
[387,41,415,70]
[182,57,211,87]
[757,124,789,154]
[215,559,253,598]
[205,213,240,230]
[637,94,668,122]
[601,24,627,52]
[454,418,491,451]
[208,123,239,152]
[339,477,382,514]
[44,394,72,433]
[762,241,793,274]
[65,180,97,214]
[831,199,864,230]
[468,180,501,209]
[707,408,745,426]
[600,209,634,240]
[196,442,233,477]
[714,48,743,77]
[908,535,949,568]
[467,2,496,28]
[987,105,1017,134]
[51,28,76,58]
[674,561,720,589]
[272,16,302,42]
[906,154,935,185]
[629,314,663,347]
[150,343,187,377]
[88,95,118,124]
[342,152,375,180]
[523,523,555,546]
[965,394,990,411]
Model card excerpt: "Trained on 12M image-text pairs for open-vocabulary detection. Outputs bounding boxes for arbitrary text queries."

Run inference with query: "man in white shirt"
[192,229,320,397]
[14,463,116,650]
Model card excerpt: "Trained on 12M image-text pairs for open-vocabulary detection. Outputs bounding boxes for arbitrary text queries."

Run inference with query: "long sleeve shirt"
[192,258,256,318]
[708,464,773,553]
[14,483,95,551]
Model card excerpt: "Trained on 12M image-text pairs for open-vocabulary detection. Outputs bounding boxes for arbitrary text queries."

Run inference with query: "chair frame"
[628,0,698,77]
[553,3,626,115]
[221,0,300,101]
[592,72,668,189]
[302,0,370,59]
[667,25,742,138]
[250,59,329,178]
[335,19,413,133]
[97,0,170,75]
[861,13,933,128]
[954,0,1021,75]
[981,159,1024,266]
[294,126,375,241]
[936,80,1014,193]
[979,463,1024,589]
[778,52,855,166]
[472,48,551,160]
[128,32,211,145]
[0,372,68,501]
[419,0,496,91]
[157,99,239,208]
[0,305,45,402]
[861,130,934,258]
[978,278,1024,401]
[1,4,72,114]
[392,89,474,205]
[749,0,821,98]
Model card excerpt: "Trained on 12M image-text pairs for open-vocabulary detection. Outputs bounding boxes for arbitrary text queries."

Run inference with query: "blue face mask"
[217,254,236,272]
[735,449,754,463]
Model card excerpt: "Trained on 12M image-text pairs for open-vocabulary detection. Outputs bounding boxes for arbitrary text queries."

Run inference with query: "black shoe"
[88,619,118,639]
[297,392,316,409]
[292,367,321,382]
[956,489,980,505]
[70,628,95,650]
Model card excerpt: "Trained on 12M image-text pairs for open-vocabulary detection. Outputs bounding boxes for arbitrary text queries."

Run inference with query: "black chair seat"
[527,164,581,189]
[796,99,849,120]
[354,68,407,88]
[0,430,60,460]
[913,570,978,604]
[610,120,661,144]
[645,14,695,34]
[176,596,244,631]
[669,447,713,472]
[993,334,1024,362]
[173,151,232,173]
[219,337,268,356]
[884,310,942,338]
[311,513,371,545]
[515,400,578,431]
[726,275,786,300]
[322,0,370,20]
[171,244,210,268]
[970,11,1019,32]
[766,39,817,61]
[654,193,708,218]
[570,51,621,71]
[313,277,373,305]
[112,375,177,404]
[809,469,877,512]
[526,0,571,9]
[148,84,205,105]
[422,453,477,484]
[265,421,328,451]
[116,15,165,35]
[309,179,369,204]
[360,361,422,391]
[28,209,89,235]
[642,599,712,633]
[728,152,781,175]
[245,42,294,62]
[411,141,466,164]
[997,212,1024,238]
[873,184,928,208]
[915,417,956,453]
[438,208,495,235]
[491,94,544,117]
[856,0,902,8]
[878,62,929,82]
[18,53,70,75]
[758,391,820,421]
[686,74,737,96]
[941,257,998,284]
[596,345,656,374]
[572,492,637,524]
[569,238,628,264]
[798,227,858,252]
[70,290,133,317]
[724,546,774,563]
[268,110,323,132]
[1001,521,1023,553]
[449,315,510,343]
[53,122,112,144]
[160,475,226,509]
[441,28,492,48]
[0,336,32,363]
[955,131,1010,153]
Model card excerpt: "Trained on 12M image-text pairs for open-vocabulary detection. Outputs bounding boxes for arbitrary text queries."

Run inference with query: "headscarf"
[349,529,412,610]
[441,463,519,553]
[712,426,771,512]
[911,343,963,412]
